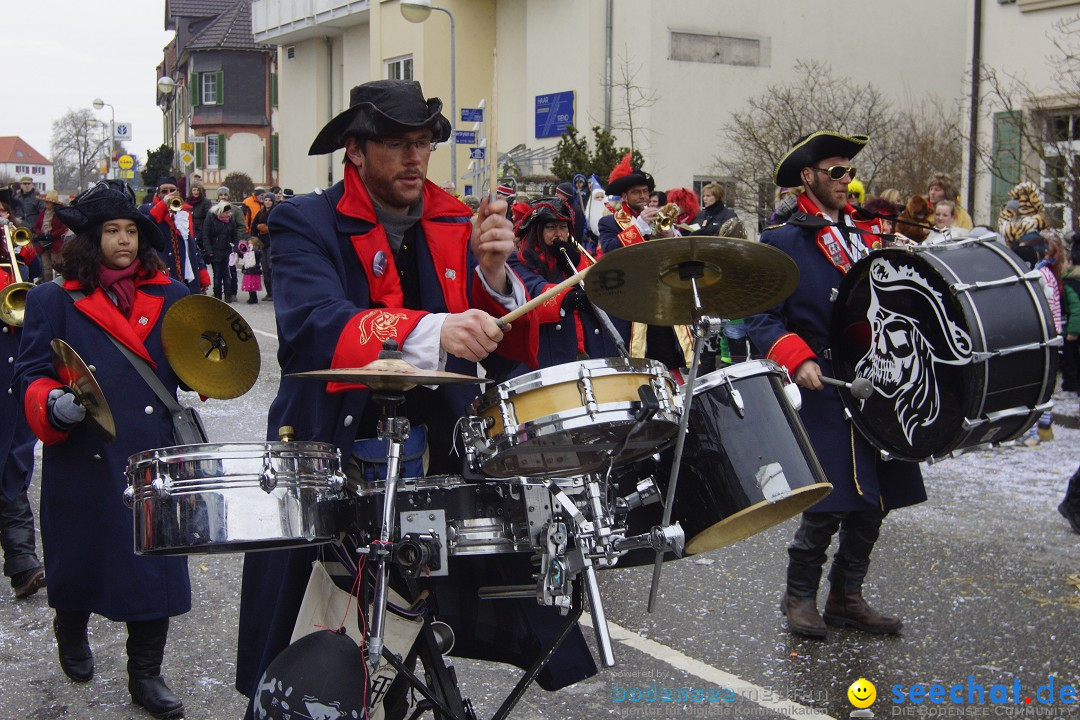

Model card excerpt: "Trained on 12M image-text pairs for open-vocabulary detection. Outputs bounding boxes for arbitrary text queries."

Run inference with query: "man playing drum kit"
[234,80,598,718]
[746,131,926,640]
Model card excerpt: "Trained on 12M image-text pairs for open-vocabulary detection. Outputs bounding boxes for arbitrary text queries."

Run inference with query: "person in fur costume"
[894,195,933,243]
[998,181,1050,267]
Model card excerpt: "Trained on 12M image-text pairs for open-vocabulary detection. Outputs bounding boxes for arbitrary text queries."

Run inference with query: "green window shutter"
[991,110,1022,216]
[216,70,224,105]
[191,72,200,107]
[195,141,204,169]
[271,133,279,171]
[271,73,278,108]
[218,133,226,168]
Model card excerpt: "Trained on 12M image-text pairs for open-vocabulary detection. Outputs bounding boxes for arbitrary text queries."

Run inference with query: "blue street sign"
[454,130,477,144]
[461,108,484,123]
[535,91,575,138]
[469,147,486,160]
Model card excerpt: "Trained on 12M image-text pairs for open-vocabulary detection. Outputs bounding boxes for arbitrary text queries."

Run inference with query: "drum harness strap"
[58,279,208,445]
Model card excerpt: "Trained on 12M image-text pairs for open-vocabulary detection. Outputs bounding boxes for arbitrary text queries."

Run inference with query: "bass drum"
[830,238,1058,461]
[615,360,832,565]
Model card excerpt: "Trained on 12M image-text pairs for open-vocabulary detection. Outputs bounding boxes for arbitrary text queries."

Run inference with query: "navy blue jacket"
[744,220,925,513]
[15,274,191,620]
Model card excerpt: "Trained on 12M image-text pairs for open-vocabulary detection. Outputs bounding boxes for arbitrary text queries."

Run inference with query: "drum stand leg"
[646,268,724,613]
[381,617,473,720]
[368,390,409,668]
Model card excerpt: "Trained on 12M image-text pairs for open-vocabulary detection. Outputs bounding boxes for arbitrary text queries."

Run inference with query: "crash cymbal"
[50,339,115,442]
[583,236,800,325]
[162,295,261,399]
[289,357,489,392]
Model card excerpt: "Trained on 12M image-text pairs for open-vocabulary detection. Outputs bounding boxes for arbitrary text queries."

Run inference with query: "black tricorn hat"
[605,169,655,197]
[774,131,869,188]
[309,79,452,155]
[514,197,575,238]
[56,180,164,251]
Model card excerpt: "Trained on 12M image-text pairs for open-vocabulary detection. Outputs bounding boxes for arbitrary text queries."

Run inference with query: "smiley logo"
[848,678,876,708]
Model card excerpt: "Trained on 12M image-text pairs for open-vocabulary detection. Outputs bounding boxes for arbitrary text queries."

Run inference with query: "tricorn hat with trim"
[309,80,452,155]
[56,180,164,251]
[606,153,655,197]
[774,131,869,188]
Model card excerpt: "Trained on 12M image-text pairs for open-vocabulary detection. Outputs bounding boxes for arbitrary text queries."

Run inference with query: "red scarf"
[97,259,142,317]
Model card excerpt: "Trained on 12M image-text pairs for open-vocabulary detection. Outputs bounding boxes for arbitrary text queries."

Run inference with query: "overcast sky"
[7,1,172,163]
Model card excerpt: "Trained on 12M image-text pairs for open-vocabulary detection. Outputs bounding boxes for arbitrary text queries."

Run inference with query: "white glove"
[47,388,86,429]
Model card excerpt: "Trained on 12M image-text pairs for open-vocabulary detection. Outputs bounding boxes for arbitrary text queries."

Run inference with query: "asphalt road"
[2,299,1077,720]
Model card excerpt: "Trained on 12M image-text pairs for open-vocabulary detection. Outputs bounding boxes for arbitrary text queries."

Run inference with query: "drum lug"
[260,456,276,492]
[719,372,745,418]
[963,402,1053,431]
[149,456,171,499]
[122,484,135,509]
[950,270,1041,294]
[577,365,598,415]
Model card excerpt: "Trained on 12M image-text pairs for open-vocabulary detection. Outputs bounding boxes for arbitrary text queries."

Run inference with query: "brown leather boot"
[780,593,828,639]
[823,587,902,634]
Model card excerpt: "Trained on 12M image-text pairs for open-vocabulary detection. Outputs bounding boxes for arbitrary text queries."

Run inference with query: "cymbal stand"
[559,246,629,358]
[646,262,723,612]
[366,386,410,668]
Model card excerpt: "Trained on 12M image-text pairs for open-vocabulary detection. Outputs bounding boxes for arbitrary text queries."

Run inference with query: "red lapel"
[423,219,470,313]
[351,227,404,308]
[66,274,170,366]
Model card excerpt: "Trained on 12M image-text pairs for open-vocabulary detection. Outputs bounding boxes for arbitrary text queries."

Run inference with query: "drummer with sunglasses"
[745,131,926,641]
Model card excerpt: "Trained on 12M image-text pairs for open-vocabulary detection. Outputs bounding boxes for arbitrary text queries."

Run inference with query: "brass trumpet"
[654,202,682,232]
[167,196,185,212]
[0,221,34,326]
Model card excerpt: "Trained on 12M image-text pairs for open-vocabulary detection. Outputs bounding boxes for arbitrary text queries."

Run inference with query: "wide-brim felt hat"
[309,79,452,155]
[56,182,164,252]
[774,131,869,188]
[606,170,655,197]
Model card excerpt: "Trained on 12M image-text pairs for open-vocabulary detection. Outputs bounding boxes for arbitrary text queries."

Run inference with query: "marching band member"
[0,188,46,602]
[508,196,621,371]
[146,176,210,294]
[597,155,694,370]
[235,80,594,719]
[745,131,925,641]
[14,181,189,719]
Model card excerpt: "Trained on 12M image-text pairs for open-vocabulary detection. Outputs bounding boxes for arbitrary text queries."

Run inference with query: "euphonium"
[0,222,34,326]
[167,196,185,212]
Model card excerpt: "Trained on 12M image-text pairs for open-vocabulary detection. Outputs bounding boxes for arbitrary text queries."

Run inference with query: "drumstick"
[488,47,498,198]
[498,267,589,326]
[819,375,874,400]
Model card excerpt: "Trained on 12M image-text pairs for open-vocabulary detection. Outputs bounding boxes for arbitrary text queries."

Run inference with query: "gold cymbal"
[583,236,800,325]
[50,339,115,442]
[161,295,261,399]
[289,357,489,392]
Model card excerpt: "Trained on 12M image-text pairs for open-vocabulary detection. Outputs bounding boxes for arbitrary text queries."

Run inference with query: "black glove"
[553,240,581,273]
[561,286,589,312]
[47,388,85,430]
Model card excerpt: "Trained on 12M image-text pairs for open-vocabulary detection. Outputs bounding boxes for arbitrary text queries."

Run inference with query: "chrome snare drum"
[125,442,347,555]
[464,358,682,477]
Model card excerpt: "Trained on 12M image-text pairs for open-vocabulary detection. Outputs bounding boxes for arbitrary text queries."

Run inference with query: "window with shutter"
[271,73,278,108]
[271,134,279,172]
[990,110,1022,214]
[218,133,226,168]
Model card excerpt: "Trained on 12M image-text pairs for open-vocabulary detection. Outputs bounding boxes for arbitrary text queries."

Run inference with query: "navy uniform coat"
[1,263,36,503]
[236,168,594,706]
[744,219,926,513]
[15,273,191,620]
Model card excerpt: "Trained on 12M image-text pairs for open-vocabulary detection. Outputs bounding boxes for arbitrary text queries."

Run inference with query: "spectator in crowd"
[252,192,275,300]
[32,190,69,279]
[926,173,973,230]
[847,179,865,206]
[555,181,588,243]
[1061,235,1080,394]
[1022,230,1065,445]
[271,186,284,203]
[693,182,737,235]
[237,238,263,304]
[242,187,265,235]
[861,196,900,245]
[281,188,294,200]
[648,189,667,209]
[186,181,213,255]
[925,200,967,243]
[666,187,700,225]
[768,186,802,226]
[11,176,43,228]
[999,181,1049,268]
[895,195,933,243]
[203,200,241,302]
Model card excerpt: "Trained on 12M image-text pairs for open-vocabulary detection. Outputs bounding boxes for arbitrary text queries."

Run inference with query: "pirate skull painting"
[854,258,973,444]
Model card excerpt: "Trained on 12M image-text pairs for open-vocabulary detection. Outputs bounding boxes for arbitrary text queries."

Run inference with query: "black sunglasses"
[813,165,857,181]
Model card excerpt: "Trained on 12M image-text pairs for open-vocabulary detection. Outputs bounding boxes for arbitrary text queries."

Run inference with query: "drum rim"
[475,357,673,405]
[127,440,341,466]
[691,358,784,396]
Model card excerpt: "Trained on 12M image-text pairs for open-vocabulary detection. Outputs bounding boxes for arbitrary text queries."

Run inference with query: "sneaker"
[1023,435,1041,447]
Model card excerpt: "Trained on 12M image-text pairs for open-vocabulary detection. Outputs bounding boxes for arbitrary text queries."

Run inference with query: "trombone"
[0,220,34,326]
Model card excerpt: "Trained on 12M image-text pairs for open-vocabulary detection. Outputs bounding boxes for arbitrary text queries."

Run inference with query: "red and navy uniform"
[744,196,925,512]
[14,273,191,620]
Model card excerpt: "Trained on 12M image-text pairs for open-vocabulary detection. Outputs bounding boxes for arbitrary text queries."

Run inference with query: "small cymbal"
[51,339,115,442]
[289,357,489,392]
[162,295,261,400]
[583,236,800,325]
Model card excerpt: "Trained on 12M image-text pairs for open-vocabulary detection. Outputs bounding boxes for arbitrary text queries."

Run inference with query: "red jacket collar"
[336,164,471,223]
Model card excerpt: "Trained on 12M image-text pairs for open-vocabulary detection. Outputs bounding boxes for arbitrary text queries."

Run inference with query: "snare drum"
[831,239,1059,460]
[618,360,831,561]
[126,442,347,555]
[465,358,681,477]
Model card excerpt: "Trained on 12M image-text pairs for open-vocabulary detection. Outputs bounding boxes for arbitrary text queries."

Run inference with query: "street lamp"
[401,0,456,188]
[92,98,115,180]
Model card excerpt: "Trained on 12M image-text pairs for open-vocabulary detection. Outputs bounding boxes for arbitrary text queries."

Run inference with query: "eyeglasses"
[368,138,438,155]
[812,165,857,181]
